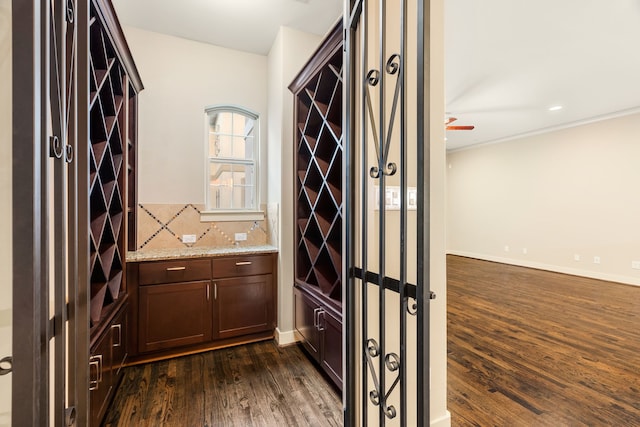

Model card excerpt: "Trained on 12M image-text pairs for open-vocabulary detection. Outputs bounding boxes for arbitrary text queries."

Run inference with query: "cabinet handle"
[313,308,321,328]
[214,283,218,300]
[166,266,186,271]
[206,284,210,301]
[89,355,102,391]
[112,323,122,347]
[235,261,252,266]
[317,310,326,331]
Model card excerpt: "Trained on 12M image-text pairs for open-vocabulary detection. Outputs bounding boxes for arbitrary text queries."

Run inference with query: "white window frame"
[201,105,264,222]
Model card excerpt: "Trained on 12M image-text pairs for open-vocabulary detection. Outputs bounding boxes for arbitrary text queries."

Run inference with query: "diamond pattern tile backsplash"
[136,204,269,251]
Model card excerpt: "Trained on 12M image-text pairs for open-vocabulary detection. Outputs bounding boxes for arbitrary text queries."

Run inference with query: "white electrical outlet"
[235,232,247,241]
[182,234,196,243]
[632,261,640,270]
[593,256,601,264]
[574,254,581,262]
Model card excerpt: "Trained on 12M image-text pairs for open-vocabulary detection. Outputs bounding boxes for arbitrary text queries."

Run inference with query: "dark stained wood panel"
[447,255,640,426]
[104,340,343,426]
[138,259,211,285]
[211,254,273,278]
[214,275,274,339]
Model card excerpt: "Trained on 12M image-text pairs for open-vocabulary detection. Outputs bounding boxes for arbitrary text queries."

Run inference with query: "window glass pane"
[210,134,233,158]
[208,110,255,160]
[209,162,233,209]
[209,162,255,209]
[205,107,258,211]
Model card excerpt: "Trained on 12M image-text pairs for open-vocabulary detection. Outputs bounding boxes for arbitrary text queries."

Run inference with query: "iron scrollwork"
[50,135,63,159]
[407,297,418,316]
[364,338,402,419]
[365,54,403,180]
[0,356,12,376]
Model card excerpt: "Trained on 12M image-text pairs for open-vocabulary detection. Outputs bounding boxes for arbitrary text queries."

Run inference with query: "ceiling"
[111,0,342,56]
[445,0,640,150]
[113,0,640,150]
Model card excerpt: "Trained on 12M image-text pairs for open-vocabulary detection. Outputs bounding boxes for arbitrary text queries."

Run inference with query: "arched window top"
[204,105,260,213]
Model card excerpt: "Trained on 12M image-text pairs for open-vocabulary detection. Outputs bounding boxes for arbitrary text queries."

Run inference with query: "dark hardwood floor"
[105,341,342,426]
[106,256,640,426]
[448,255,640,426]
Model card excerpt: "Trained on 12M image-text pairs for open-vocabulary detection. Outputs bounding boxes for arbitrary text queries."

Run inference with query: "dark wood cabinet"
[290,21,343,389]
[214,275,274,339]
[90,302,128,426]
[294,288,343,389]
[138,280,213,353]
[89,328,112,425]
[212,254,275,340]
[319,307,342,388]
[294,289,321,357]
[127,252,277,363]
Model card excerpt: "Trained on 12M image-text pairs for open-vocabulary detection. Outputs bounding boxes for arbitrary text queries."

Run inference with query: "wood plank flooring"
[106,256,640,426]
[448,255,640,426]
[104,341,342,427]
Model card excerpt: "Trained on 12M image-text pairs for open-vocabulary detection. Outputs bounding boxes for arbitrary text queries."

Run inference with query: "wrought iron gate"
[12,0,89,424]
[344,0,434,425]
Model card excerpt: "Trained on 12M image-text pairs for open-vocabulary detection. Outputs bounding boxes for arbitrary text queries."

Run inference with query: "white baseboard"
[431,410,451,427]
[274,328,298,346]
[447,250,640,287]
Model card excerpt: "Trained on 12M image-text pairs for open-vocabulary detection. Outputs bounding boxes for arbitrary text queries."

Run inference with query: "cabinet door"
[138,280,213,353]
[111,305,128,379]
[90,329,113,425]
[320,309,343,389]
[294,289,321,360]
[214,274,274,339]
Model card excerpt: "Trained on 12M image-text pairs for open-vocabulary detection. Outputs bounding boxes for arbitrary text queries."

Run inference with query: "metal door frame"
[343,0,432,425]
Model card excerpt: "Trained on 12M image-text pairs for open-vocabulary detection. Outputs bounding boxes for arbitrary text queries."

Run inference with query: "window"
[204,106,259,214]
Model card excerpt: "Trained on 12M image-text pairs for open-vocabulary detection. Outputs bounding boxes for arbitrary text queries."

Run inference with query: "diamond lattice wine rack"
[292,42,343,303]
[89,4,137,328]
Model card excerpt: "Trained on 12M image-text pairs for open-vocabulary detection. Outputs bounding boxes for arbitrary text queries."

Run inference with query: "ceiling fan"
[445,117,475,131]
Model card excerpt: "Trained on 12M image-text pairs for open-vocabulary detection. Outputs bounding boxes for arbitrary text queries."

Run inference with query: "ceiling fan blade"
[444,117,457,125]
[446,125,475,131]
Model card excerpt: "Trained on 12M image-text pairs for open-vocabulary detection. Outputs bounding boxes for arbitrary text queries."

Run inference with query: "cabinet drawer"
[138,259,211,285]
[212,254,273,278]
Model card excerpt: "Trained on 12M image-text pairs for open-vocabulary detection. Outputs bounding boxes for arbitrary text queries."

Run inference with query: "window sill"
[200,210,265,222]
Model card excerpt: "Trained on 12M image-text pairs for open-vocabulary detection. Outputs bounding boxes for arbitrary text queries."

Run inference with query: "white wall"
[0,0,11,424]
[122,27,269,205]
[267,26,322,341]
[447,112,640,286]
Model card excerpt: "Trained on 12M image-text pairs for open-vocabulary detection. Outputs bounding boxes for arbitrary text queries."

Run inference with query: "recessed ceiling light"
[548,105,563,111]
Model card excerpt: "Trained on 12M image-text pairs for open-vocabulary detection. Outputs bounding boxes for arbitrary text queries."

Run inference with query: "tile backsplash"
[136,204,270,251]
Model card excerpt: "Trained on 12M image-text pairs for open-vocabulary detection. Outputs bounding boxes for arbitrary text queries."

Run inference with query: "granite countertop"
[126,245,278,262]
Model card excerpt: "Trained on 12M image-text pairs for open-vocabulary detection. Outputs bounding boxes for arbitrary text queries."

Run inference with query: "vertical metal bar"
[12,0,47,423]
[52,0,68,425]
[416,0,431,425]
[75,0,91,424]
[41,0,53,422]
[343,2,356,426]
[360,1,369,425]
[399,0,408,424]
[377,0,387,424]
